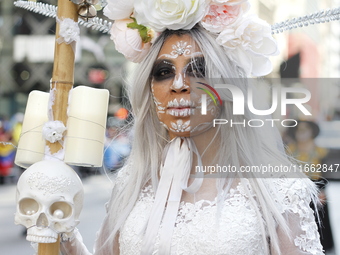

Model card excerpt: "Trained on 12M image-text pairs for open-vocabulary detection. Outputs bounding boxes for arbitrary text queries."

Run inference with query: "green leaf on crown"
[127,17,153,43]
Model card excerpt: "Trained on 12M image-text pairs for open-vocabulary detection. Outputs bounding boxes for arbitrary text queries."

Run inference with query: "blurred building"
[250,0,340,121]
[0,0,128,118]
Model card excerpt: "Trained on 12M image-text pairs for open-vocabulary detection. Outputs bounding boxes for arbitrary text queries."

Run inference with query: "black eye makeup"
[151,56,206,83]
[184,57,206,78]
[151,60,176,82]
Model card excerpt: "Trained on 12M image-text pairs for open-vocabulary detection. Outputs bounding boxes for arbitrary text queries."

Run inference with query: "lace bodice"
[60,175,324,255]
[119,179,324,255]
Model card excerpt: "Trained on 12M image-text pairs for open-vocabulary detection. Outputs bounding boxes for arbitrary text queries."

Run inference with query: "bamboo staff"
[38,0,78,254]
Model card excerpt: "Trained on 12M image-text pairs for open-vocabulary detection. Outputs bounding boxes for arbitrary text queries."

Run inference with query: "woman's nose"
[170,73,190,93]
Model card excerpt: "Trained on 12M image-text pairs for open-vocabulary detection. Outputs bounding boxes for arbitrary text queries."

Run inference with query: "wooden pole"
[38,0,78,254]
[38,236,61,255]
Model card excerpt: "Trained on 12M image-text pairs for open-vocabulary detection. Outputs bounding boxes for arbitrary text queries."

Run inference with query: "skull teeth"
[167,108,192,117]
[27,227,58,243]
[26,234,58,243]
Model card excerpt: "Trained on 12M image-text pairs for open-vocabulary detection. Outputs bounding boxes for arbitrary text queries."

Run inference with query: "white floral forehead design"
[104,0,278,77]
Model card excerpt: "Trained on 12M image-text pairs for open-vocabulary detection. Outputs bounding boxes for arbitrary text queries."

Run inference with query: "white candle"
[64,86,109,167]
[15,91,49,168]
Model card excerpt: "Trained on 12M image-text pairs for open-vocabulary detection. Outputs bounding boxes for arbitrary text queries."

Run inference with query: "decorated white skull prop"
[15,160,84,243]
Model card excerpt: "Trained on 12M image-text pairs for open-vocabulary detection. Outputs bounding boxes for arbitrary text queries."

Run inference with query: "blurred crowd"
[0,113,23,184]
[103,116,131,172]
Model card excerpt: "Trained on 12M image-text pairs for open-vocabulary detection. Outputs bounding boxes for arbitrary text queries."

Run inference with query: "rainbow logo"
[196,82,222,106]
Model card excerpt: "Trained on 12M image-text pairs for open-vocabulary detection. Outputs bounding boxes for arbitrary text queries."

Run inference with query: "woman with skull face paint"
[60,1,324,255]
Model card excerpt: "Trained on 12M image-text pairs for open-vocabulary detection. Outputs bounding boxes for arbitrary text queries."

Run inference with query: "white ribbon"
[42,120,66,143]
[56,17,80,45]
[141,137,203,254]
[56,17,79,54]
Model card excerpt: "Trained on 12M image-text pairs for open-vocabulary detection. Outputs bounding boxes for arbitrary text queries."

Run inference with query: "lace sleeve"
[273,178,324,255]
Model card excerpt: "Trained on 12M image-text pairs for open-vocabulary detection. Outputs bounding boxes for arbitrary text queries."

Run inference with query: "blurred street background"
[1,0,340,254]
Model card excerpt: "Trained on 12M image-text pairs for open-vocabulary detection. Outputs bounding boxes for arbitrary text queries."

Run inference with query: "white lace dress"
[118,179,324,255]
[60,177,324,255]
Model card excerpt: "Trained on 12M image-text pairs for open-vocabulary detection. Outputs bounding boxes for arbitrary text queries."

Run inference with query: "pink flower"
[110,19,152,63]
[201,2,250,33]
[212,0,248,6]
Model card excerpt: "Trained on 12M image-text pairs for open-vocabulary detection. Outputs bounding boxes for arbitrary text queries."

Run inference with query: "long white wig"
[94,25,318,255]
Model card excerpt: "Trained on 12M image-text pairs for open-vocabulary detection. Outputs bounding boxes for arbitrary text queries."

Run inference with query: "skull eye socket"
[50,202,72,219]
[19,198,39,216]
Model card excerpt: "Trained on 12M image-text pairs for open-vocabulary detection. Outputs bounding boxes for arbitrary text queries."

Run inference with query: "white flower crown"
[103,0,279,77]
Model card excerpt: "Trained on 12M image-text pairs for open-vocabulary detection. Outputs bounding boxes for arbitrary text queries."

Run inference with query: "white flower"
[216,15,278,76]
[103,0,134,20]
[42,121,66,143]
[170,119,191,132]
[110,19,152,63]
[134,0,209,32]
[102,0,278,77]
[57,18,80,44]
